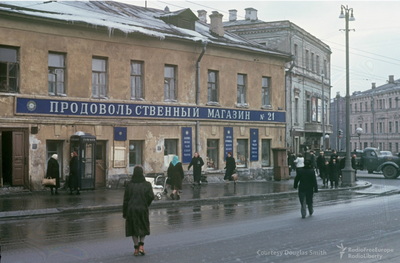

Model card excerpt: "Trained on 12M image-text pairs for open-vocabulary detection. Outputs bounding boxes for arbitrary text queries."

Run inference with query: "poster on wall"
[250,129,259,161]
[224,127,233,160]
[181,127,192,164]
[317,98,322,123]
[312,97,317,122]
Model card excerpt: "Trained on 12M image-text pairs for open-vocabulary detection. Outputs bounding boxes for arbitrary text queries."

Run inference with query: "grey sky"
[124,0,400,98]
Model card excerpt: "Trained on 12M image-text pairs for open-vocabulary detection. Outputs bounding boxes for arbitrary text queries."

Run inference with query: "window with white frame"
[316,55,320,74]
[207,70,218,103]
[130,61,144,100]
[92,57,107,98]
[236,139,248,168]
[207,139,218,169]
[237,74,247,105]
[164,65,176,101]
[262,77,270,106]
[164,139,178,156]
[0,46,19,93]
[48,53,65,95]
[129,141,143,167]
[261,139,271,167]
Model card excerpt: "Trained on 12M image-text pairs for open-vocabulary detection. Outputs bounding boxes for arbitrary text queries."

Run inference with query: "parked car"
[380,151,393,156]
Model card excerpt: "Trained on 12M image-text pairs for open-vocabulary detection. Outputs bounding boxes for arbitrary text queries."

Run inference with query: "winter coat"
[317,155,325,170]
[310,154,317,168]
[167,162,184,190]
[294,157,304,168]
[46,157,60,188]
[224,156,236,180]
[294,167,318,194]
[188,156,204,182]
[123,175,154,237]
[68,156,80,189]
[330,161,341,181]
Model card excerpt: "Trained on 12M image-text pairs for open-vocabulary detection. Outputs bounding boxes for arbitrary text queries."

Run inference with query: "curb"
[0,182,374,219]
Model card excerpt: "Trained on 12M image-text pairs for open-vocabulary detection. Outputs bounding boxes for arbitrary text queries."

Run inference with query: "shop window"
[207,70,218,103]
[164,139,178,156]
[92,57,107,98]
[261,139,271,167]
[206,139,218,170]
[129,141,143,167]
[46,140,63,179]
[131,61,144,100]
[237,74,247,105]
[48,53,65,95]
[164,65,176,101]
[261,77,271,107]
[0,45,19,93]
[236,139,248,168]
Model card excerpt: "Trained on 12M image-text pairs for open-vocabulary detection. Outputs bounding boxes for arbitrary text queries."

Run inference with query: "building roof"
[352,79,400,97]
[0,1,291,60]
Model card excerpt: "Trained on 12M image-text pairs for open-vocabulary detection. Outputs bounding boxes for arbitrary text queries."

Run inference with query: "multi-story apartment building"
[330,92,346,151]
[350,75,400,153]
[0,1,291,190]
[221,8,332,154]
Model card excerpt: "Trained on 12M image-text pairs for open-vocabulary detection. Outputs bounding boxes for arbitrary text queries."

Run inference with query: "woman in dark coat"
[330,158,341,189]
[46,154,60,195]
[167,155,184,200]
[224,151,237,184]
[123,165,154,256]
[188,152,204,188]
[68,151,80,195]
[293,160,318,218]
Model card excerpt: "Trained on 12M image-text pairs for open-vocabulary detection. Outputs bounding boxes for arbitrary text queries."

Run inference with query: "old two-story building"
[350,76,400,153]
[0,1,291,190]
[222,8,332,154]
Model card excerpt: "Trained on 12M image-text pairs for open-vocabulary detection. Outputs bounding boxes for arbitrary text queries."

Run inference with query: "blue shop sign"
[250,129,259,161]
[224,127,233,160]
[181,127,192,164]
[16,98,285,123]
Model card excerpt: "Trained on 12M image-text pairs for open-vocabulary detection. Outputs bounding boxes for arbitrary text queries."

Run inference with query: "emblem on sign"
[27,100,36,111]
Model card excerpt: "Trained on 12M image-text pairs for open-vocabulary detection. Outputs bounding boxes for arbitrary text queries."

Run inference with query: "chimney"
[245,7,258,21]
[209,11,224,37]
[197,10,207,23]
[229,9,237,22]
[389,75,394,83]
[372,83,376,89]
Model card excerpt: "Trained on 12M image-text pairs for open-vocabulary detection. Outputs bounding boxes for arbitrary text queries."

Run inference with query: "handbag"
[42,177,56,186]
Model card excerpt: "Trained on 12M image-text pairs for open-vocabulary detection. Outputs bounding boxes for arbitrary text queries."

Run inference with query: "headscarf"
[52,154,58,160]
[131,165,145,183]
[171,155,179,166]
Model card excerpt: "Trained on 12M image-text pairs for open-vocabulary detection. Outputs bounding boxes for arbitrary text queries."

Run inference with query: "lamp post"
[325,134,330,150]
[321,70,326,151]
[339,5,355,187]
[356,127,363,150]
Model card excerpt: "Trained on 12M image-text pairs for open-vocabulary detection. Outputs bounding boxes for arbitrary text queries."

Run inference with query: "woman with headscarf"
[224,151,237,185]
[123,165,154,256]
[188,152,204,189]
[167,155,184,200]
[46,154,60,195]
[68,150,80,195]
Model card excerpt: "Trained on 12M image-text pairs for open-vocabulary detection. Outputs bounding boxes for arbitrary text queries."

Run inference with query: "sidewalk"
[0,177,391,219]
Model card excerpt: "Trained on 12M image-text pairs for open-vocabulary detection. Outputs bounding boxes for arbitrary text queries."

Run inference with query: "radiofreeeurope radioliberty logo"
[337,243,394,260]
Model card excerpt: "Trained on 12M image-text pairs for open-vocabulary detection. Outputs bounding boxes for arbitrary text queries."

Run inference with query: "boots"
[50,188,54,195]
[138,242,145,255]
[134,245,139,256]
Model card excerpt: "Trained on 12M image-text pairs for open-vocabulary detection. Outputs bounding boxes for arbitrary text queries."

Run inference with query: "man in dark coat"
[123,165,154,256]
[46,154,60,195]
[167,155,184,200]
[316,151,325,177]
[330,158,341,189]
[188,152,204,188]
[224,151,237,185]
[330,150,338,163]
[294,160,318,218]
[68,150,80,195]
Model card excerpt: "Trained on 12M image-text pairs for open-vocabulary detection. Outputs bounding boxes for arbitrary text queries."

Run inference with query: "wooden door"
[95,141,106,188]
[12,131,25,186]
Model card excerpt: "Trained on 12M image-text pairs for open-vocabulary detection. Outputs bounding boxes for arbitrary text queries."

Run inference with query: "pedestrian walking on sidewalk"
[68,150,80,195]
[123,165,154,256]
[224,151,237,185]
[329,158,341,189]
[46,154,60,195]
[188,152,204,189]
[294,160,318,218]
[167,155,184,200]
[316,151,325,177]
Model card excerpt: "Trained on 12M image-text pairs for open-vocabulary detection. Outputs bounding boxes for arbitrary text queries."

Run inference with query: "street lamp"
[339,5,356,187]
[325,134,330,150]
[356,127,363,150]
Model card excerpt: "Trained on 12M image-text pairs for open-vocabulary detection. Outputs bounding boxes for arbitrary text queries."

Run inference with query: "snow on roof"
[0,1,291,59]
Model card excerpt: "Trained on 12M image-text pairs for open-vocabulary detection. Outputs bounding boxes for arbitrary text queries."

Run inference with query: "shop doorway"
[0,129,28,188]
[95,141,106,188]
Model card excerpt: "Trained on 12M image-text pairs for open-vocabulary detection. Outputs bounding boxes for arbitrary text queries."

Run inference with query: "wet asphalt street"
[3,187,400,263]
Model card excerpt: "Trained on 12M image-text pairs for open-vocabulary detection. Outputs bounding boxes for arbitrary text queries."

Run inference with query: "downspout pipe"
[196,41,207,152]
